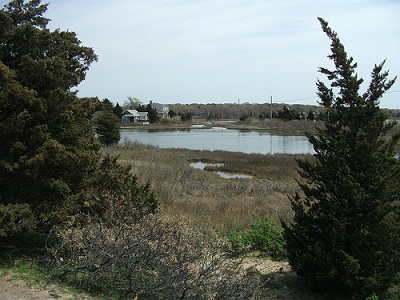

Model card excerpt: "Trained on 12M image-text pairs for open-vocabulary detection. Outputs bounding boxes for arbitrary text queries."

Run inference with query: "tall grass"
[102,140,307,232]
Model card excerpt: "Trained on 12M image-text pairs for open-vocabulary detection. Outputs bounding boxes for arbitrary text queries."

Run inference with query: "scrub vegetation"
[102,141,302,232]
[1,1,399,299]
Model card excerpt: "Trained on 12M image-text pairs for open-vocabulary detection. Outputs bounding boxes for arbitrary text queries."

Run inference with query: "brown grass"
[102,141,310,232]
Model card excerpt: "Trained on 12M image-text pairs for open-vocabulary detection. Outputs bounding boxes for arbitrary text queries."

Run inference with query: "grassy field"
[102,140,310,232]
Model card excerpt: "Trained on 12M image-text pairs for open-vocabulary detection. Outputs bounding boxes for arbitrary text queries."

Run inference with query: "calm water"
[189,162,253,179]
[120,127,314,154]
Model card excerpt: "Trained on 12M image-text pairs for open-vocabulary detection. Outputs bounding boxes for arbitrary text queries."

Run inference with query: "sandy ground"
[0,275,99,300]
[0,259,328,300]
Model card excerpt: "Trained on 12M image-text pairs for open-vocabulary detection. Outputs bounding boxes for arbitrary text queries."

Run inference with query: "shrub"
[227,215,286,259]
[0,204,36,238]
[49,194,261,299]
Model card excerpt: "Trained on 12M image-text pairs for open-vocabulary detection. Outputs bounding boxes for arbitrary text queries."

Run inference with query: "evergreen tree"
[147,103,160,123]
[306,110,315,121]
[0,1,155,240]
[0,0,99,233]
[113,102,123,118]
[96,110,121,146]
[283,18,400,298]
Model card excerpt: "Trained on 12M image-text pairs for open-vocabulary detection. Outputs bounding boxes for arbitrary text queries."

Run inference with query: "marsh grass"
[102,141,308,232]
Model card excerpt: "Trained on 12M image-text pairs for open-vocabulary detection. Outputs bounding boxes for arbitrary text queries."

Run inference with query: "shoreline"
[120,119,322,135]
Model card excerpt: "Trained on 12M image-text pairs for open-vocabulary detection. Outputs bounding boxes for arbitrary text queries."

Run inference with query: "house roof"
[151,102,169,112]
[122,109,140,117]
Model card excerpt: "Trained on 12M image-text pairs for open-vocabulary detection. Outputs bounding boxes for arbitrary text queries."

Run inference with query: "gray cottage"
[121,110,149,124]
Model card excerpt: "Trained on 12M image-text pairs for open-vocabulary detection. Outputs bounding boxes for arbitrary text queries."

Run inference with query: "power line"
[385,90,400,94]
[277,89,399,105]
[280,96,319,103]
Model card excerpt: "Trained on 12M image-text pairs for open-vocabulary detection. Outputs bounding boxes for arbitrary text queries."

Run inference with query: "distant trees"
[179,111,192,122]
[122,96,143,110]
[283,18,400,299]
[276,106,301,121]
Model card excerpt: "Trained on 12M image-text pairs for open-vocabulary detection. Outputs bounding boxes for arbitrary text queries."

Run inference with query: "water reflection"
[120,127,314,154]
[189,162,252,179]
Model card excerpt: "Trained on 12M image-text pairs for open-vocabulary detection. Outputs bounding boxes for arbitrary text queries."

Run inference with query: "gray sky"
[4,0,400,108]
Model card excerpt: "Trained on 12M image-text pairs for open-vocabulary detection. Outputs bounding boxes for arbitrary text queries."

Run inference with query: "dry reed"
[102,140,308,232]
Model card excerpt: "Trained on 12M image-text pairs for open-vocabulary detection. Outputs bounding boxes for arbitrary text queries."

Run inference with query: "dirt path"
[0,274,99,300]
[0,259,330,300]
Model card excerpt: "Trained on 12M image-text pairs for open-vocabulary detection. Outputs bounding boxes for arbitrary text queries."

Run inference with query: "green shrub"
[227,215,286,259]
[365,293,379,300]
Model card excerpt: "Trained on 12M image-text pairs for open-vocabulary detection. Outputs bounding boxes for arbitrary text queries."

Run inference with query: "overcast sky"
[3,0,400,108]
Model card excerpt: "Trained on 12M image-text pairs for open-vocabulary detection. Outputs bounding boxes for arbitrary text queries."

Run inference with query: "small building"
[121,110,149,124]
[150,101,169,119]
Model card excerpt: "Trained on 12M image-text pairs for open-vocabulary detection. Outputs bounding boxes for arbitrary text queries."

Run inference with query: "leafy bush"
[227,215,286,259]
[365,293,380,300]
[0,204,36,238]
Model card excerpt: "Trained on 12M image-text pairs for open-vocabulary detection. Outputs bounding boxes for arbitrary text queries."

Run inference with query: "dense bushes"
[49,193,261,299]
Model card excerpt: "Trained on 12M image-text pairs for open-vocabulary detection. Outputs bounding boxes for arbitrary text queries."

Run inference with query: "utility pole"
[270,96,273,120]
[238,98,240,120]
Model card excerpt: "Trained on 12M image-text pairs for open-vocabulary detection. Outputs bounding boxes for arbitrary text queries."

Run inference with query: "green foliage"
[277,106,300,121]
[147,103,160,123]
[179,111,192,122]
[0,204,36,237]
[283,18,400,299]
[113,102,123,118]
[227,215,286,259]
[239,114,250,122]
[0,1,156,245]
[47,153,159,228]
[306,110,315,121]
[0,0,101,235]
[95,110,121,146]
[137,103,160,123]
[365,293,380,300]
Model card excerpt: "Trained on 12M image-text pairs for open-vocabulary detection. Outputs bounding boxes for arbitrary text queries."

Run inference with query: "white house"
[121,110,149,124]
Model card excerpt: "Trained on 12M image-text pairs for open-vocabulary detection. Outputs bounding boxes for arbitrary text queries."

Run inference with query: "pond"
[120,127,314,155]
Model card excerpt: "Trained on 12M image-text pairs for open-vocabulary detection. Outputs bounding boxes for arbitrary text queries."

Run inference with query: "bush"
[0,204,36,238]
[227,215,286,259]
[49,194,261,299]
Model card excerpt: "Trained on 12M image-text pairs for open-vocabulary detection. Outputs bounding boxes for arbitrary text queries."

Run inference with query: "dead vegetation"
[49,194,263,299]
[102,140,308,232]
